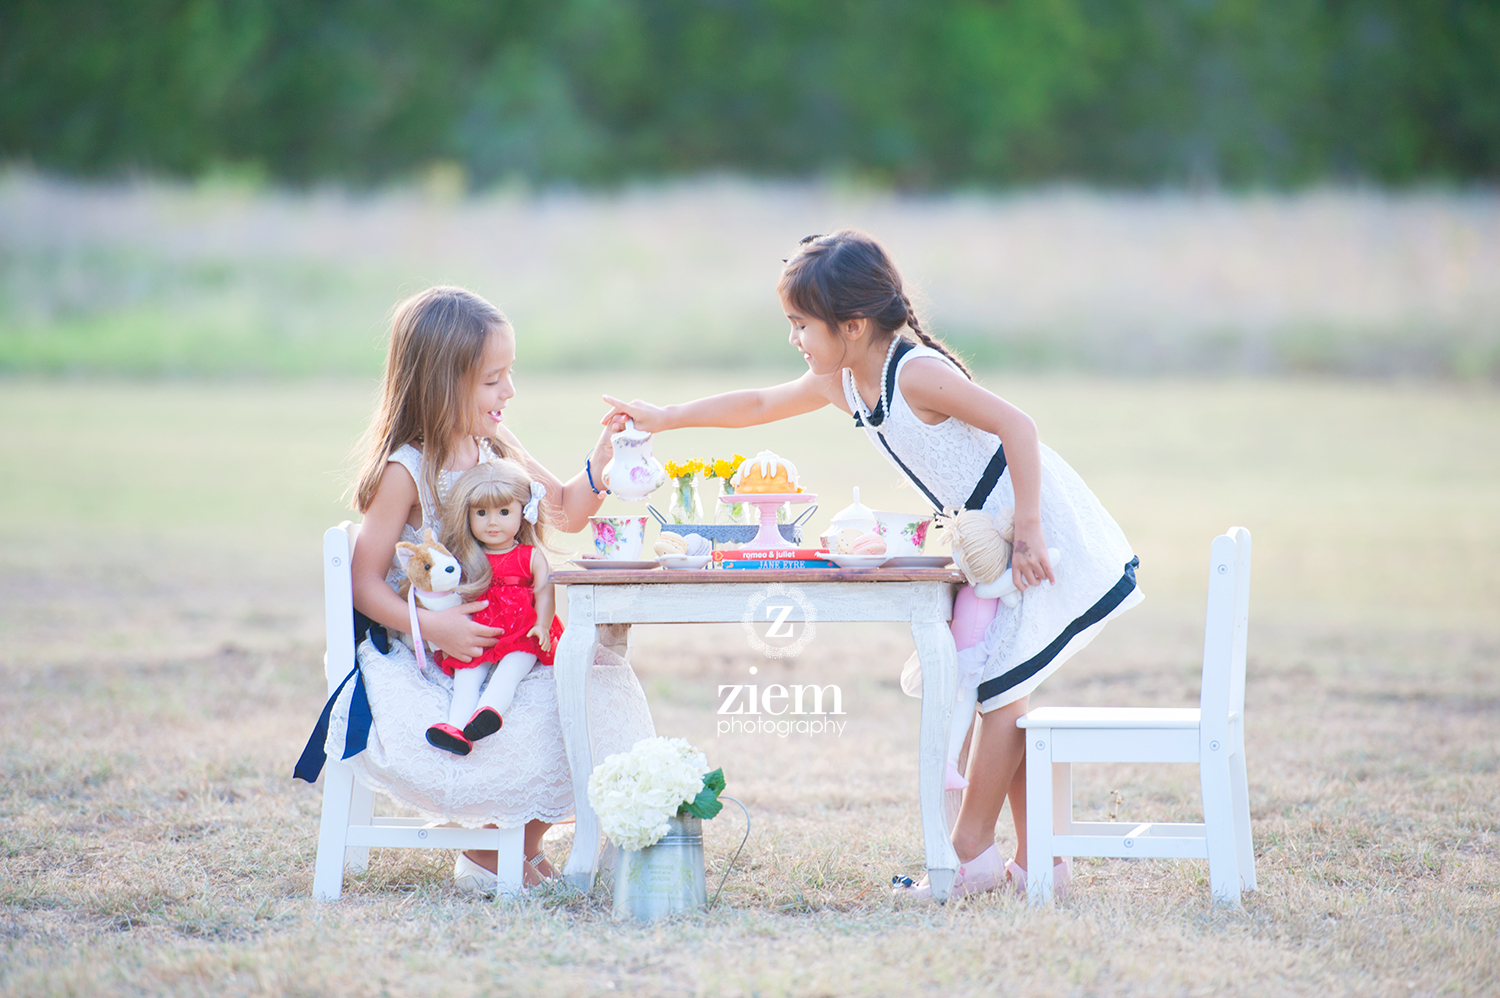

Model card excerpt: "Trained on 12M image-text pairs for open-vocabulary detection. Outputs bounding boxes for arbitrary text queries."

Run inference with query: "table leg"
[911,618,960,901]
[555,587,602,890]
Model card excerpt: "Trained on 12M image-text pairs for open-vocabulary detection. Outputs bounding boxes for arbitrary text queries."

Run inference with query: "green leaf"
[683,768,725,820]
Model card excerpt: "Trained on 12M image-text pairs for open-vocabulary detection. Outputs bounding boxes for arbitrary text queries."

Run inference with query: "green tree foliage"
[2,0,1496,187]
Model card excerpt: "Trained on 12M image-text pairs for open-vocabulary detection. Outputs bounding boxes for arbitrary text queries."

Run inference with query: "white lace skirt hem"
[324,636,655,829]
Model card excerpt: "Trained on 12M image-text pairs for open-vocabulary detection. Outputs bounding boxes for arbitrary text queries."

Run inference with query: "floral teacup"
[590,515,648,561]
[871,511,932,557]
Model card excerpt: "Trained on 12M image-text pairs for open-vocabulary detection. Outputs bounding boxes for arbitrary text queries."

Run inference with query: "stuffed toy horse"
[394,529,462,667]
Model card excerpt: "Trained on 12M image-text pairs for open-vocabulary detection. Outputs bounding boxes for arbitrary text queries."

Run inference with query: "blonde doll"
[425,460,564,755]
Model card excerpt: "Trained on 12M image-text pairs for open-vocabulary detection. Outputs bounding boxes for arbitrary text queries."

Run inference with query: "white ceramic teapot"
[601,418,667,502]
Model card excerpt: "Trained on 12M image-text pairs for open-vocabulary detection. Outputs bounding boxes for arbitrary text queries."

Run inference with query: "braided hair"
[778,229,971,379]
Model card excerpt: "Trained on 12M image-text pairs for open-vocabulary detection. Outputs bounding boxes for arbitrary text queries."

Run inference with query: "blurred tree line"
[2,0,1497,189]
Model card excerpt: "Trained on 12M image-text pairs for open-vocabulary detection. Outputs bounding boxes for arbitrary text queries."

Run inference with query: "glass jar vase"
[667,474,703,524]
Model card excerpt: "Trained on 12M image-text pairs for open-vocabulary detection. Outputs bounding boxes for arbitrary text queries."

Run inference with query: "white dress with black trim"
[321,443,657,828]
[843,343,1143,712]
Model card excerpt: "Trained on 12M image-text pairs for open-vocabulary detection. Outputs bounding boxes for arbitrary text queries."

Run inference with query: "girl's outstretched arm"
[495,416,626,533]
[602,371,846,431]
[351,462,502,662]
[899,358,1056,590]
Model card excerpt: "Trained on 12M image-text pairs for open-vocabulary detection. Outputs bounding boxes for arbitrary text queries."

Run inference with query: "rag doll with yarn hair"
[936,505,1059,790]
[423,459,565,756]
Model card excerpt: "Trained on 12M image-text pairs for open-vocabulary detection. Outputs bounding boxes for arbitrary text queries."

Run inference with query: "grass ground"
[1,372,1497,996]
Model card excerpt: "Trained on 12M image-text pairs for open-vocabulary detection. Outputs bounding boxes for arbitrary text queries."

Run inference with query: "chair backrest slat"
[323,521,359,695]
[1228,526,1252,720]
[1198,532,1240,740]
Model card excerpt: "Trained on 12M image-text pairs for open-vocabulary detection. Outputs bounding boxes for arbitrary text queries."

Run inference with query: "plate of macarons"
[654,529,713,569]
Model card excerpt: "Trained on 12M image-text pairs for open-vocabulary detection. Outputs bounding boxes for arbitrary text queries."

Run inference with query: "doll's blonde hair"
[440,459,557,600]
[352,286,513,514]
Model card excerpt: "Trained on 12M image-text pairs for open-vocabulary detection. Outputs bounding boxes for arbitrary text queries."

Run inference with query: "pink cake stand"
[719,493,818,549]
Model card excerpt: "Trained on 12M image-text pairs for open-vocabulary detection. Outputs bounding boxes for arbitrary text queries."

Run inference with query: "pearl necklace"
[848,336,903,427]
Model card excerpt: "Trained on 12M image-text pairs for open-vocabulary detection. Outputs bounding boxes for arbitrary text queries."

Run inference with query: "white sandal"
[453,851,498,896]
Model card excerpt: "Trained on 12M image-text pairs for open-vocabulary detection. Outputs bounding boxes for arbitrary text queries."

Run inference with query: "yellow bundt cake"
[731,450,802,494]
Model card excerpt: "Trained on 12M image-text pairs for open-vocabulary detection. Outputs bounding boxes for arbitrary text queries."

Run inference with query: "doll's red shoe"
[426,723,472,756]
[463,707,502,742]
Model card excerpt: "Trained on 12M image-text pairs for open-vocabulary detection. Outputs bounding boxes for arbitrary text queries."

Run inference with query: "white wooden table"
[551,566,965,902]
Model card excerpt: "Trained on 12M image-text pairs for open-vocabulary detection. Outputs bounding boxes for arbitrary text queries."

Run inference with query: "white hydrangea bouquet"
[587,737,726,852]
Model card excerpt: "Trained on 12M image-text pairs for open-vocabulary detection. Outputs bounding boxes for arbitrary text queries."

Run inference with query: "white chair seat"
[1019,527,1256,906]
[1020,707,1201,729]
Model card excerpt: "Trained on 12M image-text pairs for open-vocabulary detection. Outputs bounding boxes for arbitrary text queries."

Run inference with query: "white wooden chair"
[311,521,525,900]
[1017,527,1255,905]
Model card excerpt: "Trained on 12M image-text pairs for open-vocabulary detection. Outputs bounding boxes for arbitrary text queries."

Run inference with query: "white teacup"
[590,515,648,561]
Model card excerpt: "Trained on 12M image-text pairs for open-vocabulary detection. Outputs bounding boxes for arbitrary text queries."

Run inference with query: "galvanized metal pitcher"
[613,812,707,921]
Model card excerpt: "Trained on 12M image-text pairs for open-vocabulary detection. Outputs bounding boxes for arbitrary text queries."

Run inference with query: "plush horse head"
[395,528,462,601]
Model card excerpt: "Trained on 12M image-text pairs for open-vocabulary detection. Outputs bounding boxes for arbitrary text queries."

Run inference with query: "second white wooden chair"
[1017,527,1255,905]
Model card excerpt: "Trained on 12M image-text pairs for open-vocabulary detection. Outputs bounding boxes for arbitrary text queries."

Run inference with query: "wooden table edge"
[553,567,965,585]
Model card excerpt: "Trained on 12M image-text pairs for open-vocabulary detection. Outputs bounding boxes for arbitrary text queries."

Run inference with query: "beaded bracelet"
[586,455,609,495]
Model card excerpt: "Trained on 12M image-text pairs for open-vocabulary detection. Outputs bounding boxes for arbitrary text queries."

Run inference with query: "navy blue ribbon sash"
[976,556,1140,705]
[292,611,386,783]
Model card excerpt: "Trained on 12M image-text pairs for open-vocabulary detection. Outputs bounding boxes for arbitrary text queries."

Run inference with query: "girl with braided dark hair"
[603,229,1141,900]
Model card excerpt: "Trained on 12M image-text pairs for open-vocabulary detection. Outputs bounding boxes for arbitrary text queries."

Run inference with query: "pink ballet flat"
[944,757,969,791]
[891,844,1005,901]
[1005,857,1072,897]
[426,722,472,756]
[463,707,502,742]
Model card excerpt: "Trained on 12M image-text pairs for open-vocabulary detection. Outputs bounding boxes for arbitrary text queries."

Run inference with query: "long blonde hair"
[439,460,557,600]
[353,286,513,514]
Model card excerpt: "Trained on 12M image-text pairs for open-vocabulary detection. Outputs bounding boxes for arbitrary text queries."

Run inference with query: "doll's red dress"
[435,544,562,676]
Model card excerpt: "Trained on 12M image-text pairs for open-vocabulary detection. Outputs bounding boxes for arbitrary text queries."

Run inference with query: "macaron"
[654,531,689,556]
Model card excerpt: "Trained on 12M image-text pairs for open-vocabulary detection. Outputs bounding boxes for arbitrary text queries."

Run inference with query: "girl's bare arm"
[494,417,624,533]
[898,358,1055,590]
[602,371,847,431]
[529,547,556,652]
[350,462,501,662]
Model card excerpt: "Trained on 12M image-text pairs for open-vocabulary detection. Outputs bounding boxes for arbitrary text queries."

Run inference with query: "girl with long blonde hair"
[347,285,631,890]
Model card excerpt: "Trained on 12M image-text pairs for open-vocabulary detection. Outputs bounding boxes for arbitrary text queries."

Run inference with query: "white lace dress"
[844,345,1143,712]
[323,443,656,828]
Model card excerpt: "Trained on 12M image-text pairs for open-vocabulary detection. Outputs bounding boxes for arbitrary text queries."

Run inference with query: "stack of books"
[711,547,835,570]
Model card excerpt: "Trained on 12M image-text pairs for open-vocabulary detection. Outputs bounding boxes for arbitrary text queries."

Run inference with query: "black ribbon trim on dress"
[852,339,917,428]
[851,339,1007,513]
[874,432,945,510]
[963,445,1007,511]
[292,610,383,783]
[976,556,1140,706]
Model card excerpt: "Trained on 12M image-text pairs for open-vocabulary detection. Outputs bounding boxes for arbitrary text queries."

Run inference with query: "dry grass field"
[1,371,1497,997]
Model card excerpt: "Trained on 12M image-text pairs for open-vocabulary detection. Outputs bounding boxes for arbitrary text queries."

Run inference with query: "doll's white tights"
[946,587,999,789]
[448,652,538,729]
